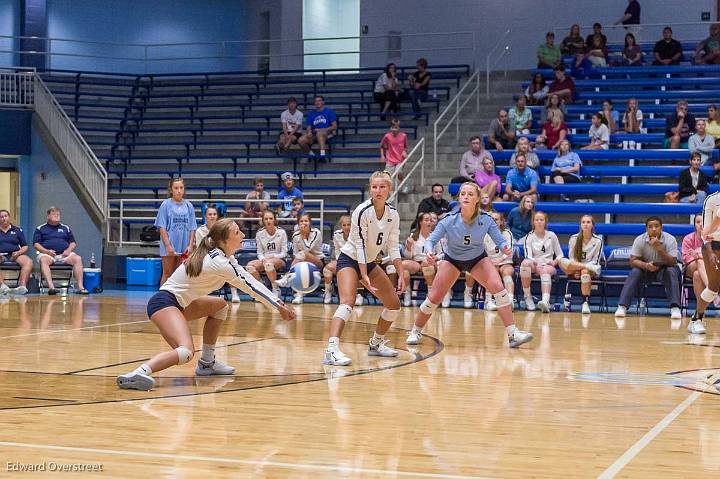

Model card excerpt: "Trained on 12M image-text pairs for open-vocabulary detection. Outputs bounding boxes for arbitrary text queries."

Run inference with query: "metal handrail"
[432,70,481,169]
[389,138,425,204]
[485,28,511,100]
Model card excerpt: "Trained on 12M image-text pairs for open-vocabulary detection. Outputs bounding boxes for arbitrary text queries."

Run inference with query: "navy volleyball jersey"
[0,225,27,254]
[33,223,75,253]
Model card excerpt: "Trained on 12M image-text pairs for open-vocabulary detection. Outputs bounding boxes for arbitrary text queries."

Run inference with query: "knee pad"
[381,308,400,323]
[503,275,514,290]
[246,265,257,274]
[494,289,512,308]
[540,273,552,286]
[701,288,718,303]
[420,298,439,315]
[176,346,193,365]
[421,265,435,276]
[263,261,275,273]
[558,258,570,270]
[520,264,532,277]
[386,264,397,275]
[210,304,229,321]
[334,304,353,322]
[581,273,592,285]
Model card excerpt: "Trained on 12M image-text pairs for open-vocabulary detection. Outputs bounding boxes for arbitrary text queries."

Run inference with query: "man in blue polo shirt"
[33,206,88,295]
[0,209,32,294]
[503,154,539,201]
[298,95,338,158]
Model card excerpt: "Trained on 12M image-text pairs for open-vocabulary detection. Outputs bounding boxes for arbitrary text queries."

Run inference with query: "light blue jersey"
[426,210,507,261]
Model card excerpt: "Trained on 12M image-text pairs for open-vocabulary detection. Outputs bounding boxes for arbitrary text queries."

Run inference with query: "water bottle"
[563,293,572,312]
[90,252,96,268]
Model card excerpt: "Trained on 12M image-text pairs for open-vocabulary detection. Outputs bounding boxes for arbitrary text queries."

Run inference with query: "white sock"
[134,363,152,376]
[542,293,550,303]
[201,343,215,363]
[371,332,384,344]
[464,287,472,295]
[506,324,518,336]
[412,324,423,333]
[523,287,531,298]
[485,292,492,302]
[328,336,340,349]
[320,149,326,155]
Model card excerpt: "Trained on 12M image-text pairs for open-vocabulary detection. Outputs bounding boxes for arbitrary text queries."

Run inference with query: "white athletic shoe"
[323,285,333,304]
[275,273,295,288]
[538,300,550,313]
[292,293,303,305]
[0,284,8,295]
[406,328,423,345]
[485,298,497,311]
[368,339,399,357]
[614,305,627,317]
[509,329,534,348]
[403,288,412,307]
[117,371,156,391]
[441,290,452,308]
[355,293,364,306]
[688,319,707,335]
[231,289,241,303]
[195,358,235,376]
[525,296,536,311]
[324,347,352,366]
[670,307,682,320]
[581,301,591,315]
[463,288,473,309]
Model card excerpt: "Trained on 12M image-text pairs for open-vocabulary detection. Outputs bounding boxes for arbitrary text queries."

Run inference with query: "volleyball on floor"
[290,262,321,294]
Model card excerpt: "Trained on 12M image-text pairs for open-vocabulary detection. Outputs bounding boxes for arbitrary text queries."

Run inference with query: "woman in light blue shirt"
[155,178,198,284]
[551,139,583,184]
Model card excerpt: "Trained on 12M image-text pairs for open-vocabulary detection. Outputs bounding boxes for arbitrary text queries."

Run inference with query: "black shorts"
[147,290,183,318]
[336,252,377,276]
[444,252,488,273]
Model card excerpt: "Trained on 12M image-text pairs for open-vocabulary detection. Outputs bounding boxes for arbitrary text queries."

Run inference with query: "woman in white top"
[195,204,242,304]
[559,215,603,315]
[116,218,295,391]
[483,211,516,311]
[399,212,443,307]
[324,171,405,366]
[285,213,324,304]
[374,63,400,118]
[323,215,351,304]
[246,210,288,298]
[520,211,564,312]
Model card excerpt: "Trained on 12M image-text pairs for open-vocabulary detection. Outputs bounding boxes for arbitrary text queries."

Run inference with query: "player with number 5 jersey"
[323,171,406,366]
[406,182,533,348]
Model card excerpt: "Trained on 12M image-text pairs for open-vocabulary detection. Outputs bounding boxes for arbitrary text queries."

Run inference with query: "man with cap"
[277,172,304,219]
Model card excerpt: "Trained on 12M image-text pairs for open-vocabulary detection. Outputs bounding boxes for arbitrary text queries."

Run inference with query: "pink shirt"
[682,232,703,265]
[381,132,408,165]
[474,170,502,193]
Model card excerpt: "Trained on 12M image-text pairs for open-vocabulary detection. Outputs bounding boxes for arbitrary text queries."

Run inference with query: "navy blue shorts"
[147,290,183,318]
[336,252,377,276]
[444,252,488,273]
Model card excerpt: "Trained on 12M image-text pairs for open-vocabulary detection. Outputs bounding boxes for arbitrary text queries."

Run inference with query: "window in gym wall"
[0,171,18,220]
[302,0,359,72]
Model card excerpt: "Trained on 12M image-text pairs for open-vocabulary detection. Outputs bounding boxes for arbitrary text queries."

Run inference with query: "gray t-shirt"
[630,232,678,263]
[488,118,516,142]
[280,109,304,134]
[509,151,540,169]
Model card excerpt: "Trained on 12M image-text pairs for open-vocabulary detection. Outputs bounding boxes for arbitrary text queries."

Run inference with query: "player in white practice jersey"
[483,211,516,311]
[559,215,603,315]
[195,204,242,303]
[280,213,324,304]
[323,215,351,304]
[323,171,406,366]
[520,211,564,312]
[246,210,288,298]
[117,218,295,391]
[688,191,720,334]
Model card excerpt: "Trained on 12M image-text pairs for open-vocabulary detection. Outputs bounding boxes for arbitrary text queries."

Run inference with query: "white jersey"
[702,191,720,242]
[281,109,304,134]
[485,229,514,266]
[341,199,401,264]
[292,227,323,258]
[523,230,564,264]
[194,224,209,247]
[332,230,349,260]
[568,233,604,265]
[161,248,281,309]
[405,232,441,262]
[255,228,288,260]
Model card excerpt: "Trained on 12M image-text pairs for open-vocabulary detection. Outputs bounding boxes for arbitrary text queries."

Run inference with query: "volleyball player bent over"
[117,218,295,390]
[406,182,533,348]
[688,191,720,334]
[324,171,405,366]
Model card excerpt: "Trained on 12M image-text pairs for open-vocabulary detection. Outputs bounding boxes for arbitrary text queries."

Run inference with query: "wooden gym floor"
[0,292,719,478]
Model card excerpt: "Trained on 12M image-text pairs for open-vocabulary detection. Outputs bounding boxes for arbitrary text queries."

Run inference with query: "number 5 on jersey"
[463,235,470,245]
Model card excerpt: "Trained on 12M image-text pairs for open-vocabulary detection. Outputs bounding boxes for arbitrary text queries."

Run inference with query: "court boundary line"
[0,319,151,340]
[0,441,487,479]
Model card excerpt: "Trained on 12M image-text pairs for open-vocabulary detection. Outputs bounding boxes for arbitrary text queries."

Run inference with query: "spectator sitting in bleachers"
[683,215,716,311]
[399,212,442,307]
[509,96,533,135]
[155,178,197,285]
[407,57,431,117]
[622,97,643,133]
[276,97,304,153]
[452,136,493,183]
[285,212,324,305]
[520,211,564,312]
[600,99,619,134]
[488,109,517,152]
[525,73,549,106]
[323,215,350,304]
[483,211,516,311]
[548,66,575,104]
[195,204,241,304]
[480,192,493,213]
[240,177,270,231]
[664,100,696,149]
[412,184,451,230]
[503,154,539,201]
[380,118,408,189]
[706,104,720,146]
[33,206,88,295]
[689,120,715,165]
[693,23,720,65]
[585,23,607,50]
[510,137,540,169]
[0,209,31,294]
[536,109,568,150]
[614,216,682,320]
[653,26,683,65]
[537,32,562,69]
[622,33,643,66]
[507,195,535,240]
[290,197,305,220]
[582,113,610,150]
[277,172,303,219]
[679,152,708,203]
[474,157,502,202]
[540,93,567,123]
[581,35,609,68]
[298,95,337,158]
[560,214,603,315]
[374,63,401,119]
[561,24,586,57]
[247,210,288,298]
[551,139,583,186]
